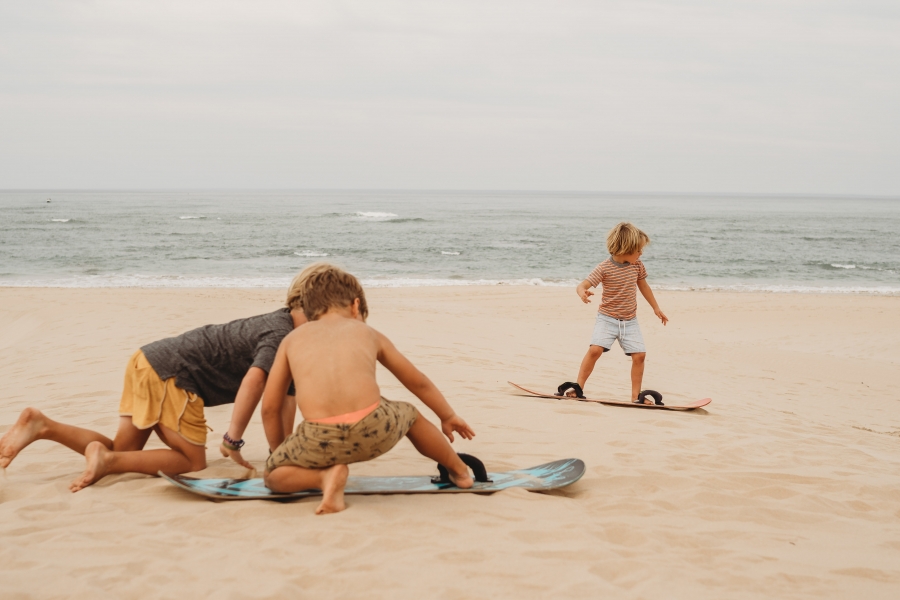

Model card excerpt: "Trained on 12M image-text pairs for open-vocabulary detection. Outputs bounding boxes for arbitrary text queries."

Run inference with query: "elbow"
[260,397,281,421]
[248,368,268,388]
[410,372,433,395]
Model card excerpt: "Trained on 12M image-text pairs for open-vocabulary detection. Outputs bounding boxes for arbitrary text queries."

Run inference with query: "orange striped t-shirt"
[585,257,647,320]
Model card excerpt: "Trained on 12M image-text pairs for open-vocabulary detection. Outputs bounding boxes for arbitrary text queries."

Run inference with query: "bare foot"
[315,464,349,514]
[69,441,110,492]
[565,390,577,398]
[0,407,49,469]
[448,466,474,489]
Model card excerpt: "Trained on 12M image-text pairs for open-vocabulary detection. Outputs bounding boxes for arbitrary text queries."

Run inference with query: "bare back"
[282,316,382,420]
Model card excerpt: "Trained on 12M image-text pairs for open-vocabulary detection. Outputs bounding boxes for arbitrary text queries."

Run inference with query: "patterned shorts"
[265,398,419,471]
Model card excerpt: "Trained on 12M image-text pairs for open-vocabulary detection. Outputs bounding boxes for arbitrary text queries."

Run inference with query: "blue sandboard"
[159,458,585,501]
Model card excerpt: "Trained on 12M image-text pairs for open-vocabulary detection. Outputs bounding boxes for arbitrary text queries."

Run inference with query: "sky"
[1,0,898,194]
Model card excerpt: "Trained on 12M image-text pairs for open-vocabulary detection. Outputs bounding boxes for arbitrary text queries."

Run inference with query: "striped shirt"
[585,257,647,320]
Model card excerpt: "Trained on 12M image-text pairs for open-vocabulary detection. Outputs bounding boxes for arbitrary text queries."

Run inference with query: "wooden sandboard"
[159,458,585,501]
[508,382,711,411]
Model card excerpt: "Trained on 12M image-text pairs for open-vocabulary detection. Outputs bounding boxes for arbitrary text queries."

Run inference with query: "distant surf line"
[0,275,898,295]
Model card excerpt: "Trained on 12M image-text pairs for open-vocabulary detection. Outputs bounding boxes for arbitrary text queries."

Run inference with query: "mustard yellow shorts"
[266,398,418,471]
[118,350,207,446]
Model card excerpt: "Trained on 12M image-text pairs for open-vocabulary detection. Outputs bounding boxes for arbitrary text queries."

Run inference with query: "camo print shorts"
[265,398,419,471]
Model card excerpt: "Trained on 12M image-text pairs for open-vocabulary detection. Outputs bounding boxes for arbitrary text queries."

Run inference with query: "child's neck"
[317,305,358,322]
[612,251,641,265]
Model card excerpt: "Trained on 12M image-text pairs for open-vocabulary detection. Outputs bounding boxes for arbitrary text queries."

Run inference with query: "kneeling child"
[261,263,475,514]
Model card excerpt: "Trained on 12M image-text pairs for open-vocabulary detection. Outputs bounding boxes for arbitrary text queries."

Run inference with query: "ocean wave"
[179,216,205,220]
[655,283,900,295]
[294,251,329,257]
[361,278,576,288]
[1,276,897,295]
[355,212,398,221]
[0,275,292,289]
[51,219,71,223]
[0,275,577,289]
[441,251,460,256]
[824,263,893,272]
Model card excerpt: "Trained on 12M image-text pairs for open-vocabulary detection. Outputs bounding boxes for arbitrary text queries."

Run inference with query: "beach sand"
[1,287,899,599]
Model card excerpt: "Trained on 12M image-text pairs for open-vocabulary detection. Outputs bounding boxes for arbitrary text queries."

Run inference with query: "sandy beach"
[1,286,899,599]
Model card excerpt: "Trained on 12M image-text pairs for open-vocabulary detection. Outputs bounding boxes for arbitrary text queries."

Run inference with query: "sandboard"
[159,458,585,501]
[508,382,711,411]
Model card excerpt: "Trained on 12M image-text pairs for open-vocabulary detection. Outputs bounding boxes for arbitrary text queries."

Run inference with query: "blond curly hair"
[287,263,368,321]
[606,222,650,256]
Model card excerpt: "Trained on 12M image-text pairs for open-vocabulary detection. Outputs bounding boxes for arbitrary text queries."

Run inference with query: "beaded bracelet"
[222,431,245,451]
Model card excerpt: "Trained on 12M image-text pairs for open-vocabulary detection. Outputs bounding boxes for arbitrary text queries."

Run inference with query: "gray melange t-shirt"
[141,308,294,407]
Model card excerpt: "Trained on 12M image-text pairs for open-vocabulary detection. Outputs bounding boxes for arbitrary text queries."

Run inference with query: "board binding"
[508,381,711,411]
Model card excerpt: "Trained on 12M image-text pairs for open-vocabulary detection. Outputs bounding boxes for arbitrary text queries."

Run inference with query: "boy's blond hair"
[293,263,369,321]
[606,222,650,256]
[285,268,309,311]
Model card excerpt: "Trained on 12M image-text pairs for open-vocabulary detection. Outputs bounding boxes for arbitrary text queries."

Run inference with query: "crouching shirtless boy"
[262,263,475,514]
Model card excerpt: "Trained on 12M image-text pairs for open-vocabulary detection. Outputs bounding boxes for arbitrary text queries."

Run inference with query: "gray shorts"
[590,313,646,355]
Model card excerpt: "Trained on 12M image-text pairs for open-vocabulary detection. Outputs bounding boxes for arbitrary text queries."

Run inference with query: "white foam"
[655,283,900,295]
[294,251,329,257]
[359,278,575,288]
[0,275,292,289]
[51,219,70,223]
[355,211,398,221]
[1,276,897,295]
[0,275,575,289]
[441,251,460,256]
[827,264,893,272]
[179,216,204,220]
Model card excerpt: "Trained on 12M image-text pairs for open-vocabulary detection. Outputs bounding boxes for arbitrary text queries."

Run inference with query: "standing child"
[262,263,476,514]
[559,222,668,404]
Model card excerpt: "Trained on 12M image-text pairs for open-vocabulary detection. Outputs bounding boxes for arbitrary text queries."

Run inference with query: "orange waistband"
[309,400,381,425]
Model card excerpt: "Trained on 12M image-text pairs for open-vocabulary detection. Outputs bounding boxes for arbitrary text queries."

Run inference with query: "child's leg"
[69,422,207,492]
[573,345,605,394]
[0,407,117,469]
[264,464,349,514]
[630,352,646,402]
[405,414,474,489]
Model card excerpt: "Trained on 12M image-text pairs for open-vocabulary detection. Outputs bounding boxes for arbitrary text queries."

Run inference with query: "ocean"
[1,191,898,294]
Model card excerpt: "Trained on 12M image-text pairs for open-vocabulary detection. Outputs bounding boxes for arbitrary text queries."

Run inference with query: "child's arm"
[219,366,268,468]
[637,279,668,325]
[261,343,294,452]
[576,279,595,304]
[374,330,474,442]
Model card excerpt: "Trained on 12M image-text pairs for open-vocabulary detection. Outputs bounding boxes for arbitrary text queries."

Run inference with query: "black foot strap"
[556,381,586,399]
[637,389,664,406]
[432,453,492,485]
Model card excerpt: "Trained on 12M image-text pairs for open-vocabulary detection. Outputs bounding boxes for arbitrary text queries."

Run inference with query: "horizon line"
[2,188,899,200]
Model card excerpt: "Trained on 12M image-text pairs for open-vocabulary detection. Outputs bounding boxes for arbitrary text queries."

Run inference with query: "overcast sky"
[1,1,898,193]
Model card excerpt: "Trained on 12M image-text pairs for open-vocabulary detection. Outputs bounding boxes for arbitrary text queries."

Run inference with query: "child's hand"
[441,414,475,442]
[578,289,594,304]
[655,308,668,325]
